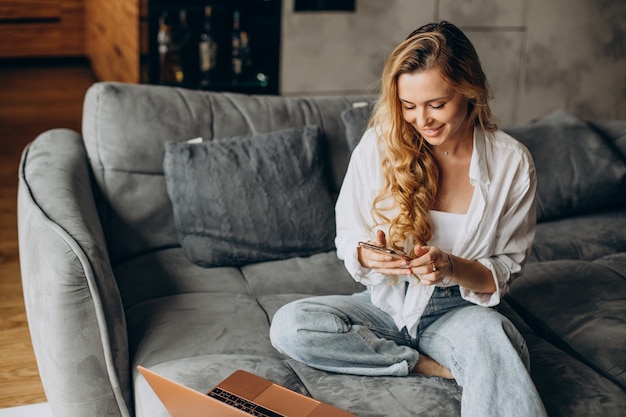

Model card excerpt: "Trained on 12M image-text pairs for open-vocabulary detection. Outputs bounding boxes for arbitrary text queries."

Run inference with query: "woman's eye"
[430,103,445,109]
[403,105,416,110]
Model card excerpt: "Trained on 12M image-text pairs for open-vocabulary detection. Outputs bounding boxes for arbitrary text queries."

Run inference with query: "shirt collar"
[469,127,490,187]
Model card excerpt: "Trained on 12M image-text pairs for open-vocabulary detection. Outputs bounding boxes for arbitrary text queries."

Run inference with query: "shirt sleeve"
[335,129,391,286]
[461,145,537,306]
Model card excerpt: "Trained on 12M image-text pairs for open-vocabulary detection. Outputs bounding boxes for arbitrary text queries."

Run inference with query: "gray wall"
[280,0,626,126]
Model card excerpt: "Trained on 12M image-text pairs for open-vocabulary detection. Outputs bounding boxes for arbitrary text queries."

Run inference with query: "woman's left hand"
[408,246,453,286]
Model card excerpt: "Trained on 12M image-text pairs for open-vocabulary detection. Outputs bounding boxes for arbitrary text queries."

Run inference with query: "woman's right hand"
[357,230,411,272]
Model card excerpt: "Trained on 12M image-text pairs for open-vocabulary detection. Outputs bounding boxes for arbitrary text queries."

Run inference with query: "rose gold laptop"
[137,366,356,417]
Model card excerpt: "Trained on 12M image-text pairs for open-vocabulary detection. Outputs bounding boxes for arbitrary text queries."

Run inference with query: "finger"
[414,245,429,258]
[372,266,416,276]
[369,256,411,269]
[413,272,438,286]
[408,254,434,269]
[374,230,386,246]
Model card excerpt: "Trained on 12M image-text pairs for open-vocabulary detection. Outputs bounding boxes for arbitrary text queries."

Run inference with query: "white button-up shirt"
[335,127,537,337]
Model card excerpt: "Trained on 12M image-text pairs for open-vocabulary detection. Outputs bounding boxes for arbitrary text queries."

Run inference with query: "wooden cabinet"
[84,0,146,84]
[0,0,278,92]
[0,0,84,58]
[0,0,146,84]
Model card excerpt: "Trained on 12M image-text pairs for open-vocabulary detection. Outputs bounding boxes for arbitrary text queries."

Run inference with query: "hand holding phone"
[357,241,412,261]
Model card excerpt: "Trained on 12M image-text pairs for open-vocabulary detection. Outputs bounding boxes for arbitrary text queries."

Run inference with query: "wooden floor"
[0,59,98,408]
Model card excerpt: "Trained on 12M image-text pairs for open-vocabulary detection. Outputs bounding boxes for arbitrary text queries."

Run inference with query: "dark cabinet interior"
[148,0,281,94]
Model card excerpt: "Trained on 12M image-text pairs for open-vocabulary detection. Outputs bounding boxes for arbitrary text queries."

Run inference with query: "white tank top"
[428,210,466,252]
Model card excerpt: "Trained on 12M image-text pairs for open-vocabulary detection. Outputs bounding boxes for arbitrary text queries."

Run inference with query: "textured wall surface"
[281,0,626,126]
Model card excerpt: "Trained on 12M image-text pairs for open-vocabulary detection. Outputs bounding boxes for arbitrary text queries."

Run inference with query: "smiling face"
[397,68,473,153]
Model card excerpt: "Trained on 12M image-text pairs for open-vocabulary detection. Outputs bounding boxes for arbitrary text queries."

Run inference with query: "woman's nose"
[417,108,432,128]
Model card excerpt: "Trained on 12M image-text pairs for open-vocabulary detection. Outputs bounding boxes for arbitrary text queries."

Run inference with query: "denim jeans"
[270,287,548,417]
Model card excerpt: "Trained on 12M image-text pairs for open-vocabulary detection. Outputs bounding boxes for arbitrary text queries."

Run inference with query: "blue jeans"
[270,287,548,417]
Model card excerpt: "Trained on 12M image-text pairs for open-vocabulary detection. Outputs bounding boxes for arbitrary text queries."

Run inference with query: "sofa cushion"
[114,247,249,310]
[340,101,374,151]
[163,126,336,267]
[497,300,626,417]
[529,208,626,263]
[241,251,365,297]
[127,292,282,367]
[82,83,370,264]
[285,359,461,417]
[507,255,626,390]
[504,111,626,222]
[588,120,626,162]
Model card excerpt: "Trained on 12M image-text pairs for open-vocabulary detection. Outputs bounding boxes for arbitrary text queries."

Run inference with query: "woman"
[270,21,547,417]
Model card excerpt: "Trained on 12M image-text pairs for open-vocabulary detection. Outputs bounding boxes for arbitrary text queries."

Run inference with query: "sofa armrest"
[17,129,131,417]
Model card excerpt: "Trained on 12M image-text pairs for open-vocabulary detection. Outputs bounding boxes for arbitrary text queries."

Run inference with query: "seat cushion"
[114,247,248,310]
[127,293,282,368]
[507,254,626,390]
[285,359,460,417]
[498,301,626,417]
[241,251,365,297]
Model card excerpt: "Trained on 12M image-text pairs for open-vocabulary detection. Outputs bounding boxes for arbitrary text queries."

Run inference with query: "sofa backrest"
[82,82,369,264]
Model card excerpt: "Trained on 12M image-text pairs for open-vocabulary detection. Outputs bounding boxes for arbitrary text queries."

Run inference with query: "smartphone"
[357,241,412,261]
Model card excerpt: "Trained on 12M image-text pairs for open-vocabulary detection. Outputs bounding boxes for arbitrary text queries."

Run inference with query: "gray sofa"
[18,81,626,417]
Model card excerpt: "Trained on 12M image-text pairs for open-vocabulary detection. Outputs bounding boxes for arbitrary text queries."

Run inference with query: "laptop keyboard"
[208,387,286,417]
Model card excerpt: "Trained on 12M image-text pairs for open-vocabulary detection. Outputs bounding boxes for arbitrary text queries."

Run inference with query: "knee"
[269,299,348,358]
[269,301,301,355]
[461,308,529,366]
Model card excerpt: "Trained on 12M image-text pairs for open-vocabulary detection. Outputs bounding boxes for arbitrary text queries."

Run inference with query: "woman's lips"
[420,125,443,137]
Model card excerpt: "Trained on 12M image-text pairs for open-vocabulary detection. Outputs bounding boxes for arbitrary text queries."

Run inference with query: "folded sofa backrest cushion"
[341,101,375,151]
[504,110,626,222]
[163,126,336,267]
[82,82,369,264]
[587,120,626,161]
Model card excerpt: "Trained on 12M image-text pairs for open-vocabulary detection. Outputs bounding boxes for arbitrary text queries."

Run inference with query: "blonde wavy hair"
[369,21,497,252]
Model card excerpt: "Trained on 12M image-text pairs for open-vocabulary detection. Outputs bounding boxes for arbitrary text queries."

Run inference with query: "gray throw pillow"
[163,125,336,267]
[341,102,374,151]
[504,110,626,222]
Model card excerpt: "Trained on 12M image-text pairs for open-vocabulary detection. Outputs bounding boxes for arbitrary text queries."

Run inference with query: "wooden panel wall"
[84,0,140,83]
[0,0,84,58]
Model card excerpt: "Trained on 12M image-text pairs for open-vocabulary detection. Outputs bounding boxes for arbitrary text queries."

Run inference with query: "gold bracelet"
[441,253,454,286]
[446,252,455,276]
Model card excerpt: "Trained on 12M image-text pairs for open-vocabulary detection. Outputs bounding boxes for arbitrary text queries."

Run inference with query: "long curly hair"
[369,21,497,251]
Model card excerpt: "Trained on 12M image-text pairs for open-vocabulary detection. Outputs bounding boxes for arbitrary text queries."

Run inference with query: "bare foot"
[411,354,454,379]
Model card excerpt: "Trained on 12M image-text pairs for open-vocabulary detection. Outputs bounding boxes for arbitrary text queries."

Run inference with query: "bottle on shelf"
[231,9,243,83]
[239,28,253,79]
[157,13,173,83]
[231,9,249,84]
[231,9,256,84]
[174,9,192,84]
[198,5,218,86]
[157,12,184,85]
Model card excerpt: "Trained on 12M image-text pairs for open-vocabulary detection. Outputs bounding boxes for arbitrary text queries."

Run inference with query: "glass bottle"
[157,12,183,84]
[157,13,173,83]
[239,28,253,80]
[198,6,218,86]
[231,9,243,83]
[173,9,191,84]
